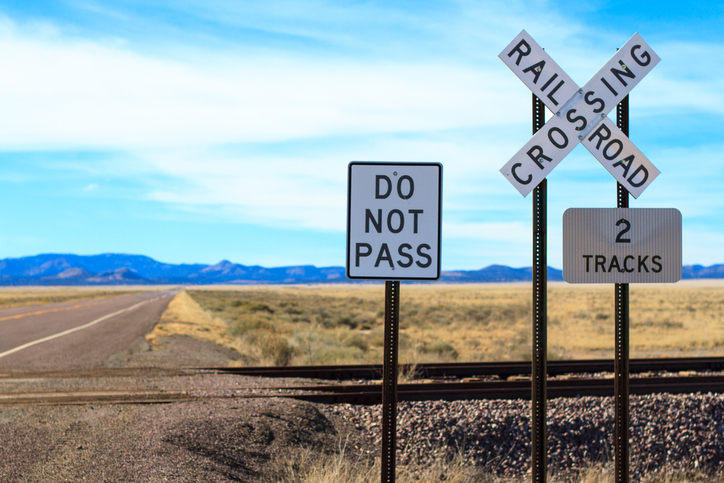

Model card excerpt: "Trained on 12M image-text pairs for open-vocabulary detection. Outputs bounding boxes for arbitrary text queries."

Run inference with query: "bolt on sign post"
[347,161,442,483]
[499,31,669,482]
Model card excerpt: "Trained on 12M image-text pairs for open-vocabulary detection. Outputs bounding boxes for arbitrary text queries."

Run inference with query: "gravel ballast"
[331,393,724,479]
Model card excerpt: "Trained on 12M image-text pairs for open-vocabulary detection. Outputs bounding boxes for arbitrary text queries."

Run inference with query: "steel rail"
[286,374,724,405]
[204,356,724,381]
[3,372,724,407]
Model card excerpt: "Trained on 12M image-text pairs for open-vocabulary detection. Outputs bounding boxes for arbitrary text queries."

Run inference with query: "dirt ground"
[0,334,374,482]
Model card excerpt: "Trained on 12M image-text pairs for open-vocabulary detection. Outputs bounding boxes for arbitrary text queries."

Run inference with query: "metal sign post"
[381,280,400,483]
[499,32,664,481]
[560,98,681,483]
[531,94,547,483]
[346,162,442,483]
[614,97,631,483]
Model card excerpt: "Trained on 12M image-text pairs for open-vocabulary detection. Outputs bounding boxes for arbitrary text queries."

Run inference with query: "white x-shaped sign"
[499,30,661,198]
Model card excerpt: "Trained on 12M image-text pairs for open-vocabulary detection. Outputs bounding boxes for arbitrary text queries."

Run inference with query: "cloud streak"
[0,15,522,151]
[0,2,722,268]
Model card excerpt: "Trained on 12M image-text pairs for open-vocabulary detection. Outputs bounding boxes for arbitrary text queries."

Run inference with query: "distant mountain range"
[0,253,721,285]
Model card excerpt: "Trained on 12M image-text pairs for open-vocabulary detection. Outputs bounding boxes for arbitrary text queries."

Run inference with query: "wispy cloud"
[0,2,722,268]
[0,21,520,150]
[3,4,717,153]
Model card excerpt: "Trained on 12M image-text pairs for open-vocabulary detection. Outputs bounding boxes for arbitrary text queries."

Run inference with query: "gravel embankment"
[330,393,724,479]
[0,334,372,483]
[5,330,724,481]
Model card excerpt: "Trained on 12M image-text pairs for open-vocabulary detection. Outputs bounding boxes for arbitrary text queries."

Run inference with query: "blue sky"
[0,1,722,270]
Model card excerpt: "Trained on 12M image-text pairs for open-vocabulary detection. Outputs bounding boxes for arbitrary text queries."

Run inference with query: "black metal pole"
[381,280,400,483]
[615,95,630,483]
[531,94,547,483]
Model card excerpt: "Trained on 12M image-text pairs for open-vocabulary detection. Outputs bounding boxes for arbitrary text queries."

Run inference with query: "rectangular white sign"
[563,208,681,283]
[347,162,442,280]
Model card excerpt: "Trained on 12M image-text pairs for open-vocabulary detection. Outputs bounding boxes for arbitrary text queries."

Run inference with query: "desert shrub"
[207,302,226,312]
[230,314,273,336]
[302,346,366,365]
[337,316,358,329]
[260,334,294,366]
[632,318,684,329]
[368,328,385,349]
[465,306,494,324]
[283,304,304,315]
[357,318,374,330]
[421,341,458,360]
[344,334,369,352]
[246,302,274,313]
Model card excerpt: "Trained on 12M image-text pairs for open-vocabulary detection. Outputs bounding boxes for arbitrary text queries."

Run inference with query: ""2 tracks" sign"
[563,208,681,283]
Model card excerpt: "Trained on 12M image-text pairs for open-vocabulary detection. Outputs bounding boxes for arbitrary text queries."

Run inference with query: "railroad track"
[2,357,724,406]
[284,374,724,405]
[206,356,724,380]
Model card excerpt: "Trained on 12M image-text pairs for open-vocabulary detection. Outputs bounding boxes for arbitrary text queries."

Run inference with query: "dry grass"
[166,280,724,367]
[145,290,237,350]
[273,449,724,483]
[151,283,724,482]
[274,447,500,483]
[0,285,167,308]
[549,281,724,359]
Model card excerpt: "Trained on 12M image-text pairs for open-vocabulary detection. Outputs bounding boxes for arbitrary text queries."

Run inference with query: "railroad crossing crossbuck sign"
[499,30,660,198]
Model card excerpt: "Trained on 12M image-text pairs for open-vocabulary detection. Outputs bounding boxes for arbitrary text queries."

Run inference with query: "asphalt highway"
[0,291,175,371]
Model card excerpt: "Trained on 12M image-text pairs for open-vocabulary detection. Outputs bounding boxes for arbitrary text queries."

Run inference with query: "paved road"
[0,291,175,371]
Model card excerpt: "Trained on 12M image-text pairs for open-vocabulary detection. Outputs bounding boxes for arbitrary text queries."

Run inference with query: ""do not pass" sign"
[347,162,442,280]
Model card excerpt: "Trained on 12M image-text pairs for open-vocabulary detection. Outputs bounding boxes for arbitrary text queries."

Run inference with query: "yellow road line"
[0,300,109,322]
[0,296,163,360]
